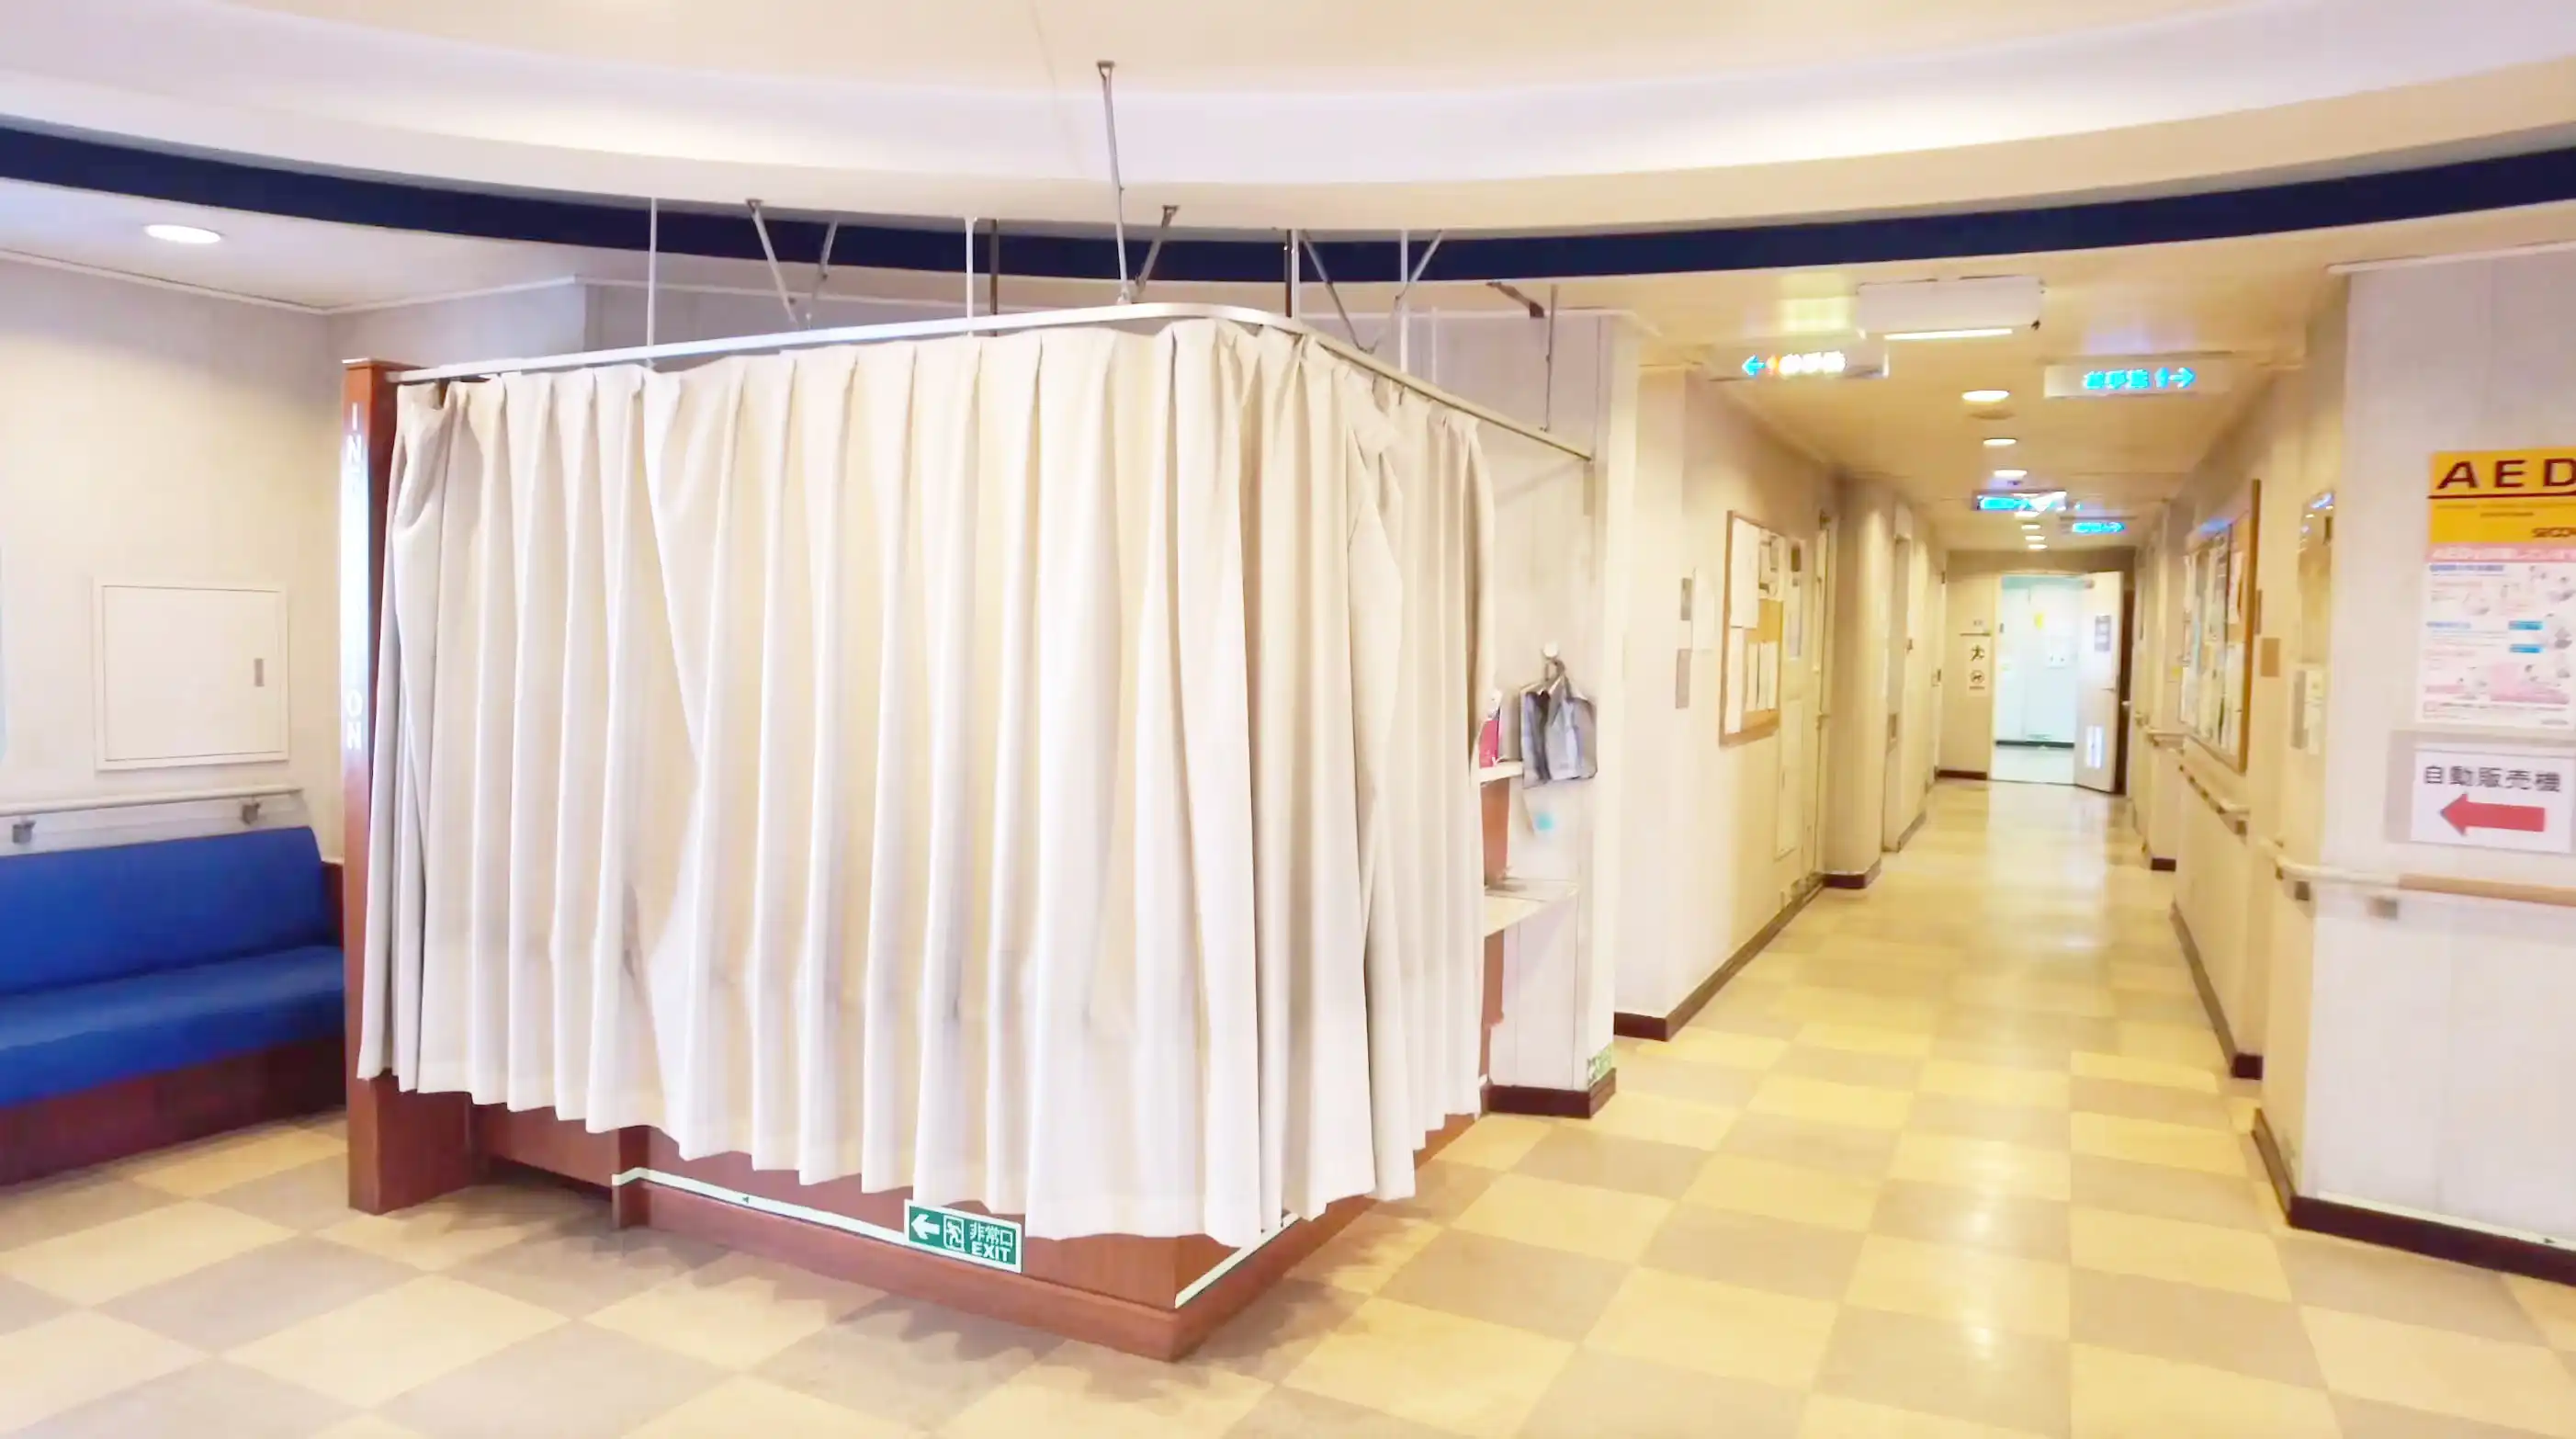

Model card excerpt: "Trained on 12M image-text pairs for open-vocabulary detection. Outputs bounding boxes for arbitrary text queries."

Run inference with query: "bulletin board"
[1723,512,1788,743]
[2179,480,2261,771]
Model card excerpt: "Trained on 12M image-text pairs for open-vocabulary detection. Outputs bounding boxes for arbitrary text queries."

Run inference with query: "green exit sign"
[903,1201,1022,1273]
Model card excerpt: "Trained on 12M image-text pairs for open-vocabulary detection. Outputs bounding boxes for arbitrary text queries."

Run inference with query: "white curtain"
[358,320,1492,1247]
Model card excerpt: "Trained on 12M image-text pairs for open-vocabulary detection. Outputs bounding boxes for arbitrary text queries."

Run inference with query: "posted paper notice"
[2416,450,2576,731]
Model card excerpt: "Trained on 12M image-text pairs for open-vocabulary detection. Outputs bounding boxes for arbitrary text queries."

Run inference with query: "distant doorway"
[1990,574,2085,786]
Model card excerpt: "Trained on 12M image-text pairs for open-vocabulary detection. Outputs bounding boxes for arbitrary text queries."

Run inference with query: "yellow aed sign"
[2428,449,2576,545]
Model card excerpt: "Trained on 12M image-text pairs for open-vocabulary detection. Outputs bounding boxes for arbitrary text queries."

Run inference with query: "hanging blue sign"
[1975,491,2067,514]
[2069,520,2128,535]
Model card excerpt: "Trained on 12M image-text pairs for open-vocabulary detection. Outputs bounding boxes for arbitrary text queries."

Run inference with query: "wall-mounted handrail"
[2269,850,2576,911]
[2,785,303,846]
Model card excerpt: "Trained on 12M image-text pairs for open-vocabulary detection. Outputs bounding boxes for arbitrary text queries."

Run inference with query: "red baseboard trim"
[1822,861,1881,890]
[2149,855,2178,872]
[2253,1109,2576,1287]
[1614,880,1820,1043]
[0,1037,344,1188]
[1485,1070,1617,1118]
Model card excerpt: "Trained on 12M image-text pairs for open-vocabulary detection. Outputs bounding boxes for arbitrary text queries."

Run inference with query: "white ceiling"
[2,0,2573,227]
[13,176,2576,556]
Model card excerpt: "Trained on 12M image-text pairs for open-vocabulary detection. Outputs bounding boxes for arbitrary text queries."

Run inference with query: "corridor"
[6,784,2576,1437]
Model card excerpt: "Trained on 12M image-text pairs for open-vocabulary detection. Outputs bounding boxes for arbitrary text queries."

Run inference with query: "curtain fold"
[359,319,1492,1248]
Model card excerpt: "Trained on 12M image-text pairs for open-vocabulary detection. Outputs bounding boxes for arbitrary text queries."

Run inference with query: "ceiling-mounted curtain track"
[395,302,1593,461]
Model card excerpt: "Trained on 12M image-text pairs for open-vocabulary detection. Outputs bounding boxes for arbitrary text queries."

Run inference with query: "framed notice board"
[1723,512,1789,743]
[2180,480,2261,771]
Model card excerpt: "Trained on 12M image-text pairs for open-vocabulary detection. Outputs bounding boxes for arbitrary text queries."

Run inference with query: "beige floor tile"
[1847,1234,2071,1339]
[1890,1134,2072,1202]
[0,1275,62,1338]
[1813,1307,2073,1438]
[1281,1297,1573,1438]
[2068,1343,2340,1439]
[2069,1268,2321,1387]
[1869,1180,2072,1263]
[121,1124,347,1199]
[1286,1211,1444,1296]
[1798,1024,1938,1059]
[1774,1044,1927,1092]
[2304,1306,2576,1437]
[2277,1233,2548,1343]
[1512,1127,1712,1197]
[1376,1158,1497,1225]
[0,1200,290,1303]
[1450,1173,1674,1263]
[586,1252,880,1370]
[380,1320,723,1439]
[310,1419,430,1439]
[2069,1112,2245,1177]
[1618,1052,1769,1109]
[1437,1114,1554,1171]
[1184,1276,1366,1383]
[1906,1093,2073,1150]
[625,1376,917,1439]
[2512,1275,2576,1351]
[2107,963,2197,997]
[1799,1395,2055,1439]
[1585,1090,1739,1150]
[226,1275,563,1407]
[1587,1266,1841,1388]
[1226,1386,1456,1439]
[1723,1113,1904,1181]
[2070,1207,2291,1300]
[2332,1391,2573,1439]
[208,1157,366,1233]
[1750,1073,1916,1131]
[1919,1060,2073,1110]
[2113,1021,2227,1070]
[756,1294,1053,1430]
[1686,1154,1882,1232]
[1523,1347,1805,1439]
[0,1312,200,1432]
[941,1341,1272,1439]
[319,1184,588,1272]
[2068,1078,2234,1130]
[1377,1229,1629,1342]
[2068,1155,2268,1230]
[1642,1203,1870,1302]
[1664,1029,1791,1070]
[2068,1051,2220,1093]
[102,1233,417,1351]
[0,1173,176,1252]
[443,1223,729,1318]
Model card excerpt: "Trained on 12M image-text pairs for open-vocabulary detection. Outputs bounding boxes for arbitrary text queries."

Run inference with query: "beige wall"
[0,259,342,847]
[1612,371,1838,1019]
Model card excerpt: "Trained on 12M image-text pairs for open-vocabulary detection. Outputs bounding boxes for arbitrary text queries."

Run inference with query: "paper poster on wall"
[1723,630,1747,733]
[1689,568,1717,651]
[2415,450,2576,731]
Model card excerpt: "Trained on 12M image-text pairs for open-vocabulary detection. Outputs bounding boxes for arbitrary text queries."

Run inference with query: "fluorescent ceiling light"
[1984,436,2017,448]
[144,223,222,245]
[1885,328,2016,342]
[1961,389,2010,404]
[1994,469,2029,481]
[1857,276,2042,339]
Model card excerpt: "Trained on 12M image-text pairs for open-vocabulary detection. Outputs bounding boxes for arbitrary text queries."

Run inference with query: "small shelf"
[1483,877,1578,936]
[1475,761,1525,785]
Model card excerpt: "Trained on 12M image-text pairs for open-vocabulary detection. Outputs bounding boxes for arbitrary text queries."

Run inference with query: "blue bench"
[0,827,344,1184]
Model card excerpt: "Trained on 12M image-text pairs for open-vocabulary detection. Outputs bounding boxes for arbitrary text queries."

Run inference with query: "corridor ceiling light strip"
[1994,469,2028,481]
[144,223,221,244]
[1962,389,2010,404]
[1984,436,2017,448]
[1885,327,2017,342]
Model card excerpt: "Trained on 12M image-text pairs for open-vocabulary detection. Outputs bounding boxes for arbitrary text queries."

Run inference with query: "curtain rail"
[394,302,1594,463]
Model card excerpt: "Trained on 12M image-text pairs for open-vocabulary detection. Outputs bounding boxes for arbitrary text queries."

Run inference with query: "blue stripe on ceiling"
[6,122,2576,283]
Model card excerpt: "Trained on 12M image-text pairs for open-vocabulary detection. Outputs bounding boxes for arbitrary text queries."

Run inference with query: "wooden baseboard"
[1936,767,1990,781]
[2253,1108,2576,1287]
[1486,1069,1617,1118]
[0,1037,344,1188]
[2149,855,2178,873]
[1615,880,1821,1042]
[2170,904,2263,1081]
[1822,860,1881,890]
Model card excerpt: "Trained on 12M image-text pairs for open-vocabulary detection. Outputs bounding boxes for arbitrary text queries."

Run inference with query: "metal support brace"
[1546,282,1561,430]
[8,818,30,846]
[1135,205,1181,298]
[1096,61,1133,302]
[1283,231,1300,317]
[800,218,842,326]
[1298,234,1361,347]
[240,799,265,827]
[1377,230,1446,357]
[987,222,1001,317]
[1487,279,1546,320]
[745,199,799,326]
[645,198,660,357]
[963,216,977,318]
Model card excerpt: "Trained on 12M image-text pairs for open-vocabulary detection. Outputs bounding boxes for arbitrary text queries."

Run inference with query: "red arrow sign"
[2442,793,2548,835]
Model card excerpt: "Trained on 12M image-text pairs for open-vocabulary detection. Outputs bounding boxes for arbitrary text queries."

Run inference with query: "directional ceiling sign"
[2044,358,2235,399]
[1715,339,1888,382]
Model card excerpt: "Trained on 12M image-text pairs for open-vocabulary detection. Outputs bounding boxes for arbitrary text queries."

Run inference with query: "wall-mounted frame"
[93,581,291,771]
[2179,481,2260,772]
[1722,512,1788,743]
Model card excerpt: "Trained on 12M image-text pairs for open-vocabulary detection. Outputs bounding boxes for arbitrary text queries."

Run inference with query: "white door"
[2075,571,2125,793]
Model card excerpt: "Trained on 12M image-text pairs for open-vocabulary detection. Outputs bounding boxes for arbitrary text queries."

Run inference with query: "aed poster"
[2417,449,2576,731]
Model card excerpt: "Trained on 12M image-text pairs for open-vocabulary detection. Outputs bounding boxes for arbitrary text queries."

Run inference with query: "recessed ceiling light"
[144,223,222,245]
[1994,469,2029,481]
[1984,436,2017,448]
[2020,523,2041,531]
[1962,389,2010,404]
[1886,328,2017,342]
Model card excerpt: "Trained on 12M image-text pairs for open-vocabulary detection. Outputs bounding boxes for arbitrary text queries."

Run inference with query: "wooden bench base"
[0,1037,345,1188]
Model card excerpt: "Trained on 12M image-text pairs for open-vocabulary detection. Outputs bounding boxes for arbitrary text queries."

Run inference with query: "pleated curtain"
[357,319,1492,1248]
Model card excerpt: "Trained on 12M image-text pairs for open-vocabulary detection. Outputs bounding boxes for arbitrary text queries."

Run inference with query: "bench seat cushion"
[0,829,335,998]
[0,946,343,1107]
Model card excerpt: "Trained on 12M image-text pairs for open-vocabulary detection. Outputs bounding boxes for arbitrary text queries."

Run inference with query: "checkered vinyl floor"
[6,780,2576,1436]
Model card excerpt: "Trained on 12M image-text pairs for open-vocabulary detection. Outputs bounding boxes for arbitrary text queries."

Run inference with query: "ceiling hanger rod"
[744,198,798,326]
[1097,61,1134,303]
[394,302,1591,461]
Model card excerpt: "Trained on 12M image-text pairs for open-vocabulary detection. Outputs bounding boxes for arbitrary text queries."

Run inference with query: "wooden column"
[340,360,477,1214]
